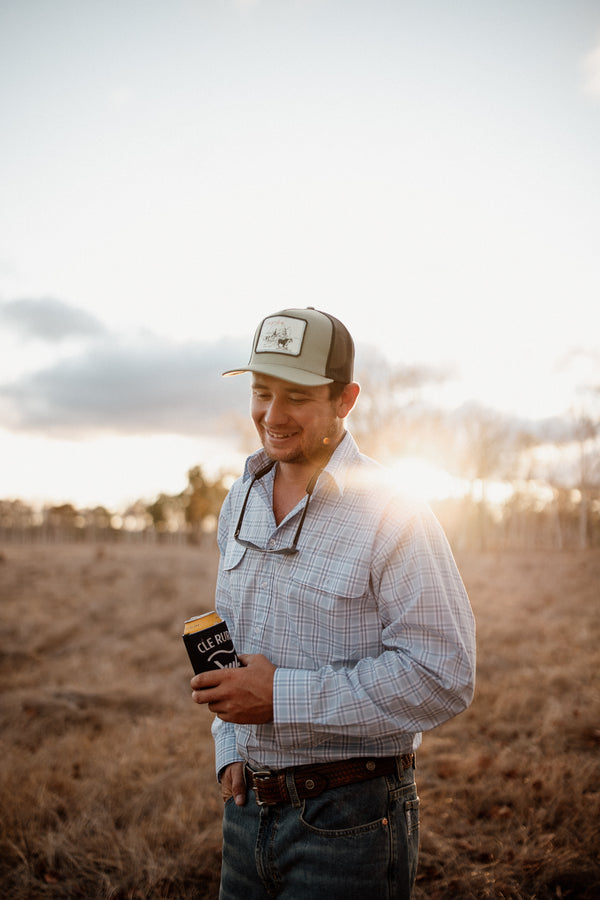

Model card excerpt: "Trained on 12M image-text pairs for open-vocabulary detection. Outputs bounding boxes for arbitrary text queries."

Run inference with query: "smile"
[266,429,296,440]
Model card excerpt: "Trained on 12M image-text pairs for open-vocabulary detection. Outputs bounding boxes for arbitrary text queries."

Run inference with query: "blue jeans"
[219,759,419,899]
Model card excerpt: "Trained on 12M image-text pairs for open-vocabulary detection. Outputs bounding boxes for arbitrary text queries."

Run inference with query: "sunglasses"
[234,460,323,555]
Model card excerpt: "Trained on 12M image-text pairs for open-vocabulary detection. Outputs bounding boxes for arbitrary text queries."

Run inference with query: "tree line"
[0,465,230,547]
[1,356,598,550]
[350,356,600,550]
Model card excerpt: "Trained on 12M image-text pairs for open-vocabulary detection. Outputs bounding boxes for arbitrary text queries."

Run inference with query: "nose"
[263,395,289,425]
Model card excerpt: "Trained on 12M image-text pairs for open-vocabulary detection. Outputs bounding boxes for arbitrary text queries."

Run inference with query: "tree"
[556,349,600,547]
[184,465,229,539]
[445,404,517,550]
[350,349,451,461]
[570,403,600,549]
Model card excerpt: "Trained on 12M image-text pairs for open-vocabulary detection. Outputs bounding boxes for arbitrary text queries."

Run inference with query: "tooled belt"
[244,754,414,806]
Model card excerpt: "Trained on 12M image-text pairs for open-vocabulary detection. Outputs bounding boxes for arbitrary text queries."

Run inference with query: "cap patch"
[255,316,306,357]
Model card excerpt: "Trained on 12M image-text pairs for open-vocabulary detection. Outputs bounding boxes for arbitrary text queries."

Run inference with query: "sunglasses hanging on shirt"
[234,461,323,555]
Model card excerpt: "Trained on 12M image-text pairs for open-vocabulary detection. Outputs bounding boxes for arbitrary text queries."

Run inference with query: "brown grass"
[0,541,598,899]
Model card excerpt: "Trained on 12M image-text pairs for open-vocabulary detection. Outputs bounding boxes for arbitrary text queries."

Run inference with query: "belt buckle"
[247,767,275,806]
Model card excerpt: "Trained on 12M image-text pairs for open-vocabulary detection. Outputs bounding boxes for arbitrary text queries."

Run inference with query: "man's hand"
[220,762,246,806]
[190,653,275,724]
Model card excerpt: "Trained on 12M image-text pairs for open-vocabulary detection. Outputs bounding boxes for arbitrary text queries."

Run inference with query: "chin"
[262,441,304,464]
[268,449,304,464]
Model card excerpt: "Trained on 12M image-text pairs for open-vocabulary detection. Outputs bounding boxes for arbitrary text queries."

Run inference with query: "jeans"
[219,758,419,899]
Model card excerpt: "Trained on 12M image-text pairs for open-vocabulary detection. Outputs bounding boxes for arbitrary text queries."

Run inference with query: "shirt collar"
[242,431,361,497]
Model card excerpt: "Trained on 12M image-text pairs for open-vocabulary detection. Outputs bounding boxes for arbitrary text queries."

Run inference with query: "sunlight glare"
[388,456,466,503]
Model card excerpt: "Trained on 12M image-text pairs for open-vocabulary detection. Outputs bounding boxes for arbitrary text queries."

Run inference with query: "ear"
[336,382,360,419]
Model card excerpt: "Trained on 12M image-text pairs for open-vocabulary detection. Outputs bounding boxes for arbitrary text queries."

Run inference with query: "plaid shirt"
[212,432,475,774]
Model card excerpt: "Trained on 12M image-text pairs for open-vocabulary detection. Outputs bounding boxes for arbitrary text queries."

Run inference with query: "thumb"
[231,763,247,806]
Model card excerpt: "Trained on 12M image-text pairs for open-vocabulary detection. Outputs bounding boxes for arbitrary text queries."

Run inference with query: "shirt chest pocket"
[223,540,247,572]
[219,541,248,629]
[286,562,383,665]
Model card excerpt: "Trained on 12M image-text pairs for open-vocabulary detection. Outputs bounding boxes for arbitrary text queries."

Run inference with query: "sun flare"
[387,456,466,503]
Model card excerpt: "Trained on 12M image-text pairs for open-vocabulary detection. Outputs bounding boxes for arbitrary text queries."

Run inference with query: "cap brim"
[222,364,333,386]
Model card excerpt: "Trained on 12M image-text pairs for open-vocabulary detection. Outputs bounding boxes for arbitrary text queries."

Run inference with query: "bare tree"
[570,403,600,549]
[350,349,451,461]
[444,404,518,550]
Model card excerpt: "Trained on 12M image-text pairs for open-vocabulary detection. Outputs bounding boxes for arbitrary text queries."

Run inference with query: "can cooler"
[183,611,240,674]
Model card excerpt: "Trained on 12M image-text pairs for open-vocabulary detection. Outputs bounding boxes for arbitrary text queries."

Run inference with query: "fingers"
[189,654,275,722]
[190,685,215,705]
[190,669,227,691]
[220,762,246,806]
[190,667,232,705]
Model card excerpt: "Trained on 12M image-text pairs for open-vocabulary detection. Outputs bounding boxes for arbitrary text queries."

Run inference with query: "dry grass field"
[0,540,598,899]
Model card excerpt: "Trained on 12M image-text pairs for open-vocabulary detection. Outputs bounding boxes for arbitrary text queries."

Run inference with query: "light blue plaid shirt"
[212,432,475,774]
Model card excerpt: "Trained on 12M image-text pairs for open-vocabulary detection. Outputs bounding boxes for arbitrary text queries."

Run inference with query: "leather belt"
[245,754,414,806]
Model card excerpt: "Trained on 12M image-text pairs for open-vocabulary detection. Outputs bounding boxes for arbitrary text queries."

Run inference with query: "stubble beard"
[260,419,343,468]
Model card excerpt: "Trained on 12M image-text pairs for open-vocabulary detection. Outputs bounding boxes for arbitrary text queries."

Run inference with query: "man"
[191,307,476,899]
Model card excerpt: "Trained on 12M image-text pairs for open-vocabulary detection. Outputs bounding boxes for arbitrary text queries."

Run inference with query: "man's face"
[251,374,347,467]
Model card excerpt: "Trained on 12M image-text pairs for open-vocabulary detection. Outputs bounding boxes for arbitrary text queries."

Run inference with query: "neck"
[271,460,324,527]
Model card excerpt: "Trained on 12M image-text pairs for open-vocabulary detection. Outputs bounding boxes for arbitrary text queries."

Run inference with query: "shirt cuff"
[211,717,243,780]
[273,666,317,724]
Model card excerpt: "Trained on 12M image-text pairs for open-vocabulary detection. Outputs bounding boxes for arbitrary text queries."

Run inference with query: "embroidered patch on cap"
[255,316,306,357]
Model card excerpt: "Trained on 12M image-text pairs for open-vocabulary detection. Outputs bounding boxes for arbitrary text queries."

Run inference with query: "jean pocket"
[299,780,389,837]
[405,796,420,836]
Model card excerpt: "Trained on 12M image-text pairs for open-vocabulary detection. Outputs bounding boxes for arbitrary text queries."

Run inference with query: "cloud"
[0,297,407,442]
[0,297,252,437]
[0,297,108,342]
[1,335,252,437]
[581,37,600,99]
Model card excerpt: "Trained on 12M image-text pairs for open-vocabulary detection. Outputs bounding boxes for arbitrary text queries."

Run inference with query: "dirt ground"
[0,540,598,898]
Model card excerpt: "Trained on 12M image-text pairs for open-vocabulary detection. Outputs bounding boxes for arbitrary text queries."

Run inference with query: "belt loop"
[285,769,302,808]
[395,754,414,780]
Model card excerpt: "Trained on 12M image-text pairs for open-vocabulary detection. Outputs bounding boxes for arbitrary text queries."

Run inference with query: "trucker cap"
[222,307,355,386]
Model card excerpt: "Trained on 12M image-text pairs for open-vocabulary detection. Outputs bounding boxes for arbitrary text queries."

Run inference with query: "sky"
[1,0,599,509]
